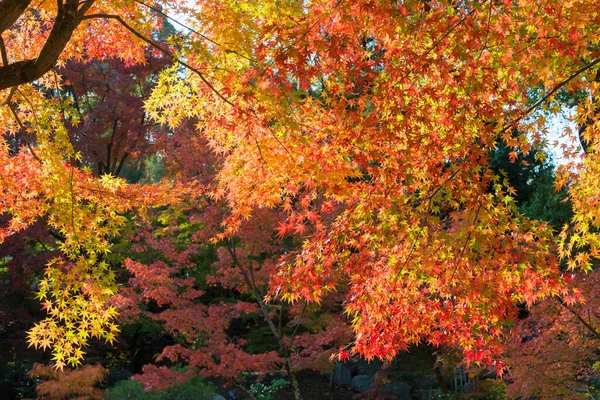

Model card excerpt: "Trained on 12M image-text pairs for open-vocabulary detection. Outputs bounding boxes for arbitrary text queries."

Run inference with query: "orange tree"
[145,0,600,370]
[1,0,600,379]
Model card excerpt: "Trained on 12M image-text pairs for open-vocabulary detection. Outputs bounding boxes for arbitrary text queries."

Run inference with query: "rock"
[351,375,371,392]
[354,358,383,378]
[333,361,352,386]
[212,395,226,400]
[381,382,411,400]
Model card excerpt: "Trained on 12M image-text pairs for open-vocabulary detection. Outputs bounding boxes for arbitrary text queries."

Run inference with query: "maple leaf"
[338,348,350,362]
[53,360,66,371]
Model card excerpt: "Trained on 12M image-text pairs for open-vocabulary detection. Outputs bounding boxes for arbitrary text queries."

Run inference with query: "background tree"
[489,140,572,230]
[504,270,600,399]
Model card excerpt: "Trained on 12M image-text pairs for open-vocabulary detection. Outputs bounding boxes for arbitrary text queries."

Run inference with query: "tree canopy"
[0,0,599,395]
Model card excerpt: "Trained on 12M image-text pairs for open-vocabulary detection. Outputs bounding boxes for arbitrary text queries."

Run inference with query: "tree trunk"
[578,67,600,154]
[423,344,449,394]
[227,242,304,400]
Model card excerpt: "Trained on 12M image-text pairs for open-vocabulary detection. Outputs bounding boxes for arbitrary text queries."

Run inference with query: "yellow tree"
[0,0,190,369]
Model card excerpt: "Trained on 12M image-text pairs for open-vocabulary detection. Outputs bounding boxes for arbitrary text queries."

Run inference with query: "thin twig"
[286,302,307,354]
[7,98,42,162]
[556,297,600,340]
[393,167,462,283]
[3,86,15,105]
[81,13,234,107]
[423,2,483,60]
[69,162,76,236]
[476,0,493,60]
[506,58,600,131]
[448,202,482,283]
[133,0,254,62]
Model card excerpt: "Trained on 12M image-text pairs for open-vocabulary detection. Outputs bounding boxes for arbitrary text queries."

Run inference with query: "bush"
[29,363,107,400]
[103,376,215,400]
[249,378,290,400]
[103,379,145,400]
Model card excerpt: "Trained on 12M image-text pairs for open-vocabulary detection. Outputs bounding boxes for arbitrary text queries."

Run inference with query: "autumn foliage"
[28,363,107,400]
[0,0,599,397]
[504,271,600,399]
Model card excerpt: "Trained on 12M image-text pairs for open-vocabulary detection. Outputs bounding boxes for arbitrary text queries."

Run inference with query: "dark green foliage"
[519,168,572,230]
[249,378,290,400]
[116,154,167,184]
[140,155,166,184]
[242,324,280,354]
[103,376,215,400]
[489,142,572,230]
[104,379,146,400]
[526,86,588,110]
[119,319,175,373]
[489,141,551,205]
[0,350,37,400]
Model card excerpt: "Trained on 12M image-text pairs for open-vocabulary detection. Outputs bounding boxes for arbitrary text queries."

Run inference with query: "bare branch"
[556,297,600,340]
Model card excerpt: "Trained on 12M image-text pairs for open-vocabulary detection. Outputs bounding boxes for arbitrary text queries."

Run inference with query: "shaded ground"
[214,348,446,400]
[214,370,357,400]
[272,370,356,400]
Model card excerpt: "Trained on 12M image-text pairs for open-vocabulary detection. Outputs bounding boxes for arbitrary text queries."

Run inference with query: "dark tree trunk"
[0,0,95,90]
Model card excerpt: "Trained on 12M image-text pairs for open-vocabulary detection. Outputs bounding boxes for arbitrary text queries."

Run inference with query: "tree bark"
[0,0,95,90]
[423,344,449,394]
[578,68,600,154]
[0,0,33,34]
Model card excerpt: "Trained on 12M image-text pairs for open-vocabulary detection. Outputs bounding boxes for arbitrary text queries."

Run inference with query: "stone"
[354,358,383,378]
[333,361,352,386]
[212,395,227,400]
[381,382,411,400]
[351,375,371,392]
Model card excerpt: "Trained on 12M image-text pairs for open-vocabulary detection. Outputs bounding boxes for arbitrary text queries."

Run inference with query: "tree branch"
[80,13,234,107]
[0,0,33,34]
[578,67,600,154]
[0,35,8,66]
[556,297,600,340]
[0,0,96,91]
[225,239,303,400]
[506,58,600,132]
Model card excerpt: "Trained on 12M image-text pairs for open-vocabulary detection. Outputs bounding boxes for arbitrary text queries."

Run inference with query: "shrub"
[103,375,215,400]
[28,363,107,400]
[249,378,290,400]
